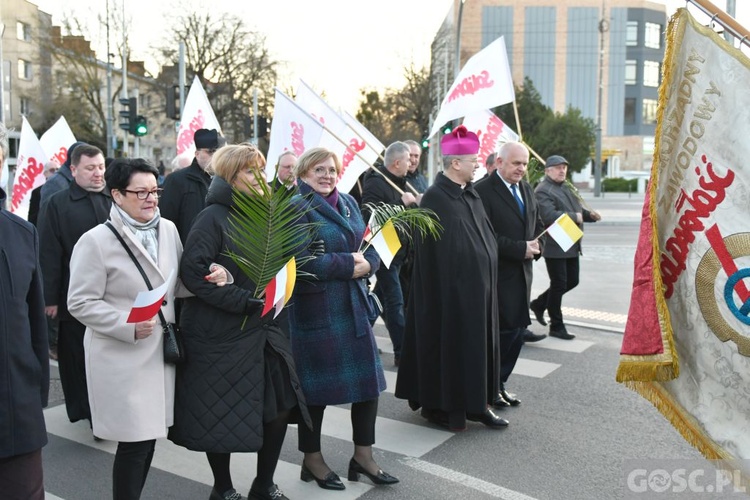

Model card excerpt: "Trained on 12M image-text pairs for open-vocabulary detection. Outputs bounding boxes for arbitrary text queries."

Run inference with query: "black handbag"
[105,222,185,364]
[362,279,383,326]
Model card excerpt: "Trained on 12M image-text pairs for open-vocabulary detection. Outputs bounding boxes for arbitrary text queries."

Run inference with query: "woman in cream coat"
[67,158,226,500]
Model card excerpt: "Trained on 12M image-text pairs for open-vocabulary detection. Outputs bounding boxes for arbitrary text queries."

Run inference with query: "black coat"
[395,173,500,415]
[360,166,414,261]
[534,176,596,258]
[169,176,310,453]
[159,158,211,245]
[475,173,545,330]
[38,182,111,321]
[0,188,49,458]
[27,185,42,227]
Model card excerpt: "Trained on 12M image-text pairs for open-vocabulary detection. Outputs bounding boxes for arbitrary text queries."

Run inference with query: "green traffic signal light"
[134,116,148,136]
[443,126,452,134]
[421,138,429,148]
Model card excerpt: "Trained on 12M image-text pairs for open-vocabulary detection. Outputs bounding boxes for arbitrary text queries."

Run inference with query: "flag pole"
[512,100,523,142]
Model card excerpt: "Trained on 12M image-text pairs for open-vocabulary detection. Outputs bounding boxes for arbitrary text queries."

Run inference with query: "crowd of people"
[0,121,599,499]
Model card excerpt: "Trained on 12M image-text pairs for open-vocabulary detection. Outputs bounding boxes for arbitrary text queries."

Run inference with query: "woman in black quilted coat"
[168,144,310,500]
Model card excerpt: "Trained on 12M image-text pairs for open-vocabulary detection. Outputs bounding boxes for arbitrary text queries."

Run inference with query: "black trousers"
[0,449,44,500]
[499,327,525,385]
[112,439,156,500]
[58,319,91,422]
[535,257,580,329]
[298,399,378,453]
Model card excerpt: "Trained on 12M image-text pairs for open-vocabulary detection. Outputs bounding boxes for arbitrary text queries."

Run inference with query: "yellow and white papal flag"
[545,213,583,252]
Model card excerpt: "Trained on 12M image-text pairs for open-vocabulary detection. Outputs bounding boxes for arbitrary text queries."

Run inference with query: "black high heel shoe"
[347,458,399,485]
[300,462,345,490]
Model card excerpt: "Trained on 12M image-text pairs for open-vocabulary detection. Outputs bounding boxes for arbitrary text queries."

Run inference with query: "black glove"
[246,297,265,314]
[308,239,325,257]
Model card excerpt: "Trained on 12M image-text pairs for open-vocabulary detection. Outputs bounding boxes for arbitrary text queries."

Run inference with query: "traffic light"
[134,116,148,136]
[119,97,136,132]
[443,125,452,134]
[421,138,429,149]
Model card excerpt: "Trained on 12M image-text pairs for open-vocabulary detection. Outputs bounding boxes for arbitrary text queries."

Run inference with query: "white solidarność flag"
[175,76,222,162]
[11,117,48,220]
[429,36,515,138]
[40,116,77,165]
[462,110,519,178]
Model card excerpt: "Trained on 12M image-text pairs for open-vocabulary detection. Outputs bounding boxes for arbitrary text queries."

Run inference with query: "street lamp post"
[594,5,608,197]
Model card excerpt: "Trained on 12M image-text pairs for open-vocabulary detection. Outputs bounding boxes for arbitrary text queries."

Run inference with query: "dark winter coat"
[405,169,428,194]
[395,172,500,414]
[475,172,545,330]
[0,188,49,458]
[169,176,310,453]
[159,158,211,244]
[288,181,386,406]
[534,176,596,258]
[38,182,111,321]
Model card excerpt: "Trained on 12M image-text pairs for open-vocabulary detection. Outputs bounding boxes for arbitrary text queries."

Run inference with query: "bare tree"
[157,11,278,143]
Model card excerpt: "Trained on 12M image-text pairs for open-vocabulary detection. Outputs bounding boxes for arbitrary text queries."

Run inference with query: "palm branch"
[225,179,319,298]
[360,202,443,252]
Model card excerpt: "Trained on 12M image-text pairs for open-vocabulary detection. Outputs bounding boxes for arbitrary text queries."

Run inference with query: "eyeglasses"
[121,188,163,200]
[312,166,338,177]
[199,148,218,154]
[458,157,479,165]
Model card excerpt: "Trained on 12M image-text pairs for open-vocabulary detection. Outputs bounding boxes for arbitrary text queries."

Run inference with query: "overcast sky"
[36,0,749,113]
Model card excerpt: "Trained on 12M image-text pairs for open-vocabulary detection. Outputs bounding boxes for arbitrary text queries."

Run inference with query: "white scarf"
[115,204,160,262]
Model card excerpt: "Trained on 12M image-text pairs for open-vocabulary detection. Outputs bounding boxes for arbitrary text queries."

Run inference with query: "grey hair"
[403,139,420,149]
[486,153,497,165]
[0,122,8,160]
[384,141,410,167]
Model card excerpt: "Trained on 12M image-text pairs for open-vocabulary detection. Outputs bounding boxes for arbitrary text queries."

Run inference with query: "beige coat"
[67,206,187,442]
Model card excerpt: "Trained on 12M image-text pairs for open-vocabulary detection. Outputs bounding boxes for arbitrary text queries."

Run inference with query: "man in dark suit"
[0,122,49,499]
[475,141,545,408]
[530,155,601,339]
[269,150,298,195]
[39,144,111,426]
[160,128,225,244]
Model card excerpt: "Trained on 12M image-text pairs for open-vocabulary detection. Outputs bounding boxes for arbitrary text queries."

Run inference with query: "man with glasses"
[361,141,419,367]
[396,126,508,431]
[160,128,225,244]
[39,144,110,430]
[475,141,545,410]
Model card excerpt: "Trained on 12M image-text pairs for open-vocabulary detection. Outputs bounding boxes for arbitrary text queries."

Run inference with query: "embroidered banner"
[617,9,750,461]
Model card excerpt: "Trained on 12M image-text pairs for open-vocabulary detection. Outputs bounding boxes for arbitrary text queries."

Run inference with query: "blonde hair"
[211,143,266,184]
[293,147,342,179]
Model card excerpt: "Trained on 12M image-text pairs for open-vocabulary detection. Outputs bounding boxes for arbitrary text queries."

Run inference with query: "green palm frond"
[361,202,443,248]
[225,179,320,298]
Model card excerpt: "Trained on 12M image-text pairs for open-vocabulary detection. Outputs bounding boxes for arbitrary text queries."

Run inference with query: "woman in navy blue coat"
[288,147,398,491]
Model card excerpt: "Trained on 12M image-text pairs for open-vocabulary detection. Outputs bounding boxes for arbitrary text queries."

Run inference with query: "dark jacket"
[38,182,111,321]
[169,176,310,453]
[535,176,596,258]
[395,172,500,414]
[288,181,386,406]
[0,188,49,458]
[38,140,87,217]
[405,169,428,194]
[475,172,545,330]
[28,185,42,226]
[159,158,211,245]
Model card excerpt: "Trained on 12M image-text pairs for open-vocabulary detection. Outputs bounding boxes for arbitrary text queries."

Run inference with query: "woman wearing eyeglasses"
[288,147,398,492]
[67,158,228,500]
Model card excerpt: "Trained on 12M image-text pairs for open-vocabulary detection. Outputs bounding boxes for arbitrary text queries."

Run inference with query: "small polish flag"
[127,270,175,323]
[369,219,401,269]
[546,213,583,252]
[262,257,297,318]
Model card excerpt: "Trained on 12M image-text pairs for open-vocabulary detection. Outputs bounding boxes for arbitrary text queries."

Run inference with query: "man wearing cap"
[160,128,225,244]
[475,141,545,408]
[530,155,601,340]
[395,126,507,431]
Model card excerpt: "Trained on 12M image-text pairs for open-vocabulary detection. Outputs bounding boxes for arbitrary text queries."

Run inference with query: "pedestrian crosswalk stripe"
[45,494,64,500]
[524,336,594,354]
[512,358,561,378]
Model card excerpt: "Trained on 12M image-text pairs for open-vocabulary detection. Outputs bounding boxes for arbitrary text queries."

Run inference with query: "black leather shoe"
[248,481,288,500]
[348,458,399,485]
[209,488,242,500]
[491,393,511,408]
[530,301,547,326]
[500,388,521,406]
[467,407,509,428]
[421,408,449,429]
[300,462,345,490]
[523,329,547,343]
[549,326,575,340]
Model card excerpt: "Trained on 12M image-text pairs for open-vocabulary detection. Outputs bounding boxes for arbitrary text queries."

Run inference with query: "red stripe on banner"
[262,278,277,317]
[126,296,164,323]
[706,224,750,303]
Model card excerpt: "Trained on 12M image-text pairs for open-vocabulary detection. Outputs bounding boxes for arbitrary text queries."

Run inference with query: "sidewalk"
[578,190,645,226]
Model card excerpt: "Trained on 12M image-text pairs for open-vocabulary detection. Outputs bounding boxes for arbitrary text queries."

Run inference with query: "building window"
[645,22,661,49]
[624,98,636,125]
[19,97,30,116]
[643,61,660,87]
[16,22,31,42]
[625,60,637,85]
[643,98,658,125]
[626,21,639,46]
[18,59,32,80]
